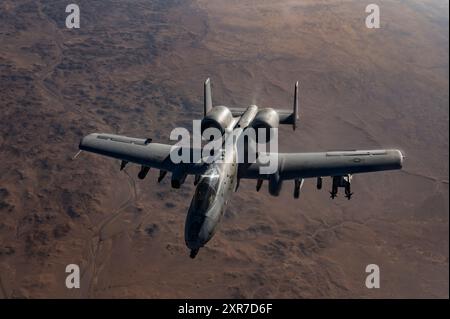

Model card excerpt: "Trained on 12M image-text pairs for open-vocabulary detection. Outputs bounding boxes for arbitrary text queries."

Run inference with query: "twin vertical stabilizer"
[293,81,299,130]
[203,78,299,130]
[204,78,212,116]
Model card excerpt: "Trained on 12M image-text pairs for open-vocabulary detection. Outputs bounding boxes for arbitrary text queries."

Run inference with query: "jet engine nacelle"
[268,172,283,196]
[251,108,279,142]
[201,105,233,137]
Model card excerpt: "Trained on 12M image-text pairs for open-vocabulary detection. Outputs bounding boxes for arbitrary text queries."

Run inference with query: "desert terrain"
[0,0,448,298]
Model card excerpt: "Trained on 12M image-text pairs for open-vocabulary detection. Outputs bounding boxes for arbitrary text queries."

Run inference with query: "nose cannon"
[184,212,219,259]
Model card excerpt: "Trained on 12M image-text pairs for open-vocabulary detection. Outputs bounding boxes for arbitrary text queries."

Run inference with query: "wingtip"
[399,150,406,168]
[78,135,90,151]
[79,133,98,151]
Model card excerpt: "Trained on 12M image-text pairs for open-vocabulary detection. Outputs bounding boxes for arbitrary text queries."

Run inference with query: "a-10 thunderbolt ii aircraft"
[79,79,404,258]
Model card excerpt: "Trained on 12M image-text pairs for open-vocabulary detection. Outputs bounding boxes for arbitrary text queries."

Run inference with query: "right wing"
[79,133,206,175]
[239,149,404,180]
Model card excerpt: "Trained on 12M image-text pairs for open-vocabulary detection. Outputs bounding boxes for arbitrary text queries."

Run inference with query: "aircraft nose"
[185,214,215,250]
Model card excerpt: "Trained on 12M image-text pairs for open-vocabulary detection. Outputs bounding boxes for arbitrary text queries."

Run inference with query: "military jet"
[79,79,404,258]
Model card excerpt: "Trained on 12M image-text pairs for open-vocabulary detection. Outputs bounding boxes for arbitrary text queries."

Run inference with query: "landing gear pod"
[317,177,322,190]
[171,168,187,189]
[268,172,283,196]
[190,248,199,259]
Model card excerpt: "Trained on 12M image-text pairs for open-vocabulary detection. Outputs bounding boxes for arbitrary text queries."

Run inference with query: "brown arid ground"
[0,0,448,298]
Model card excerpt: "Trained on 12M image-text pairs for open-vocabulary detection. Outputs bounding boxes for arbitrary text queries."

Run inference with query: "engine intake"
[201,105,233,136]
[251,108,279,142]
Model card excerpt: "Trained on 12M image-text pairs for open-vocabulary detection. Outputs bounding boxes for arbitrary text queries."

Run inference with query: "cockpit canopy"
[192,166,220,213]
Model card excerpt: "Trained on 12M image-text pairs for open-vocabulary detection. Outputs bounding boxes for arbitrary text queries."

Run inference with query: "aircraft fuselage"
[184,132,238,258]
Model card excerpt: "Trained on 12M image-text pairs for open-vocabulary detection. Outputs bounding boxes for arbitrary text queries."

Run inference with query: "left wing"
[79,133,206,185]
